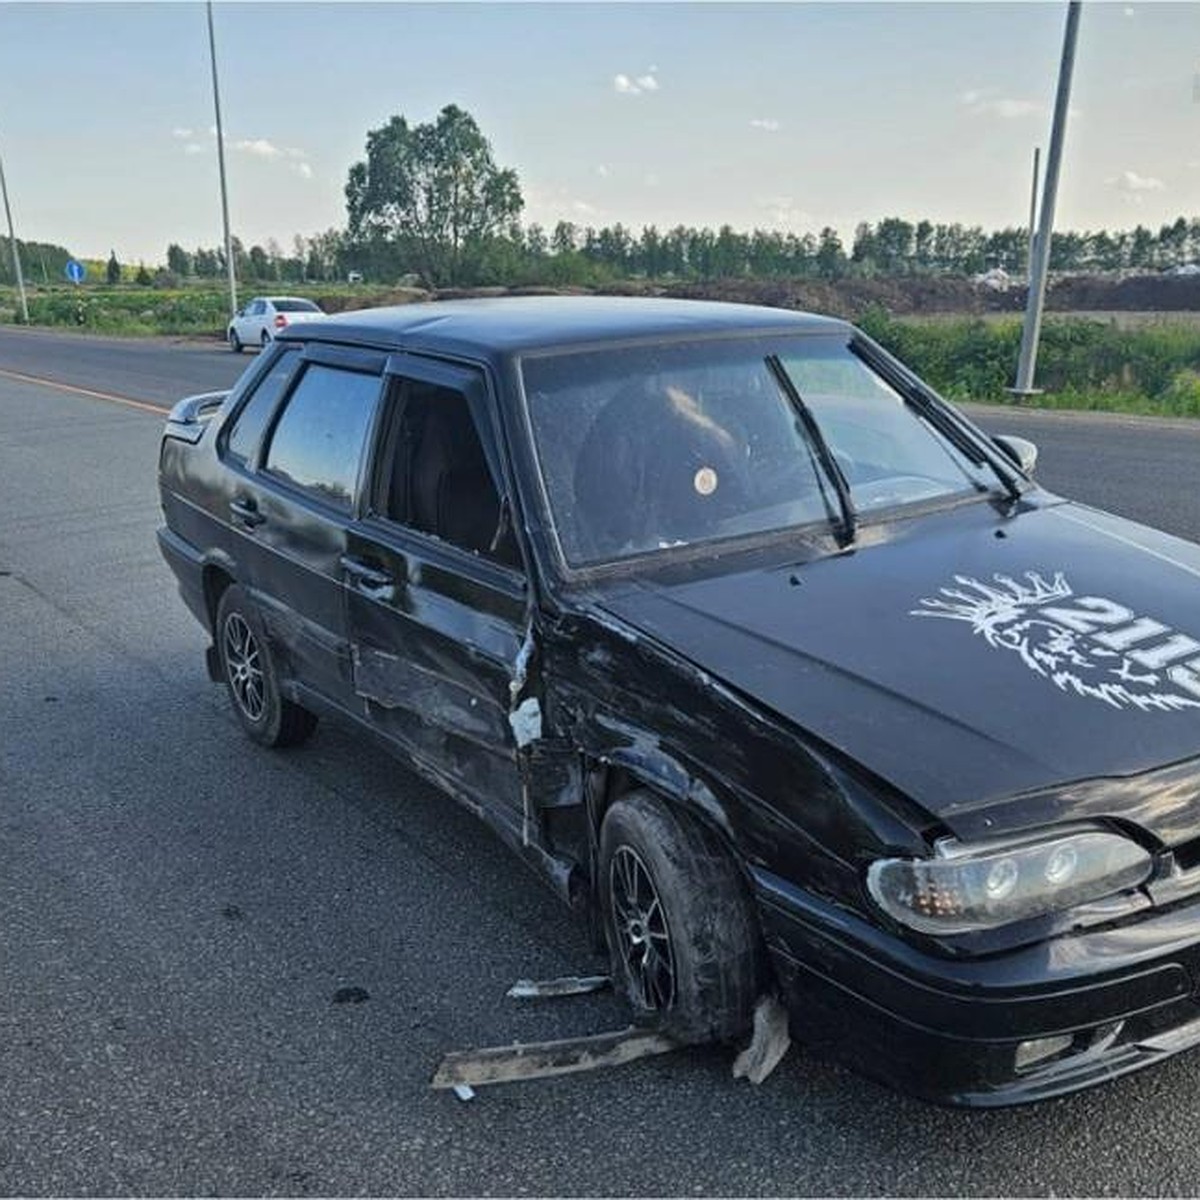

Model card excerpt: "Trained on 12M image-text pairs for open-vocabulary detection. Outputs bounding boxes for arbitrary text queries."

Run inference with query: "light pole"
[0,135,29,324]
[1012,1,1082,398]
[1025,145,1041,281]
[206,0,238,319]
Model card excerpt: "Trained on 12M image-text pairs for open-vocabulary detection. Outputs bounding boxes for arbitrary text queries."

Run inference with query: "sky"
[0,0,1197,265]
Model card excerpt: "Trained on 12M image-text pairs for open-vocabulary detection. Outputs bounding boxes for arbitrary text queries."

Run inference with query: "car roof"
[280,296,850,360]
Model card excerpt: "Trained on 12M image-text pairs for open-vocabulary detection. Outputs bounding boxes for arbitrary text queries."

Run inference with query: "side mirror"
[993,434,1038,475]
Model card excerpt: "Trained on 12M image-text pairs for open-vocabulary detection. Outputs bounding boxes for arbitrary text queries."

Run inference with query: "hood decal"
[912,571,1200,714]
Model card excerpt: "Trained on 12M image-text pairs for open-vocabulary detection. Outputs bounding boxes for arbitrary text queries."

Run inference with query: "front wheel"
[216,585,317,748]
[599,789,765,1044]
[260,330,271,348]
[228,329,243,353]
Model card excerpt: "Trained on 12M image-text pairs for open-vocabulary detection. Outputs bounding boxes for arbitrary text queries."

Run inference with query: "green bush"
[861,311,1200,415]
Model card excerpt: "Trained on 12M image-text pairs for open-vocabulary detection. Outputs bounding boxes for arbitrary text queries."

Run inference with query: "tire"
[599,789,764,1044]
[215,584,317,748]
[228,329,243,353]
[260,330,271,348]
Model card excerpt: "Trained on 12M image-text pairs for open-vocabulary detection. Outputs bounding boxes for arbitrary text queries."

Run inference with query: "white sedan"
[227,297,324,352]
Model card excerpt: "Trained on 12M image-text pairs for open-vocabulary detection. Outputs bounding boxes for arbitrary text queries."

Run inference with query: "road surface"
[2,326,1200,1195]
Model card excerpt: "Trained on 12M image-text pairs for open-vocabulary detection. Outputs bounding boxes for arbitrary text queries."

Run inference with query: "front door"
[342,358,531,824]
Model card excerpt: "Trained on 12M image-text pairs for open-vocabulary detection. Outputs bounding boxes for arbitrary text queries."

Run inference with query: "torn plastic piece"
[430,1026,677,1090]
[452,1083,476,1102]
[506,975,611,1000]
[732,994,792,1085]
[509,625,535,700]
[508,696,543,747]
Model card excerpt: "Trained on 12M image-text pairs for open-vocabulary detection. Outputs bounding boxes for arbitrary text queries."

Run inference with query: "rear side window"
[274,299,321,313]
[224,350,298,465]
[263,364,381,512]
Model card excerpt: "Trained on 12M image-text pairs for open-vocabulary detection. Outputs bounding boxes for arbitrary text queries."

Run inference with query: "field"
[4,279,1200,417]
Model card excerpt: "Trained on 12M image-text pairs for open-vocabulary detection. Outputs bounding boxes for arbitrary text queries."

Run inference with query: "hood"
[596,499,1200,844]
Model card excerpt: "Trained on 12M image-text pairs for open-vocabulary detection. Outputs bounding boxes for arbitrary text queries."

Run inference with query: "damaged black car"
[158,297,1200,1105]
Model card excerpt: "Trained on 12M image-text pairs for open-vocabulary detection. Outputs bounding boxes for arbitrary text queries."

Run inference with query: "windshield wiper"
[850,337,1023,503]
[765,354,857,547]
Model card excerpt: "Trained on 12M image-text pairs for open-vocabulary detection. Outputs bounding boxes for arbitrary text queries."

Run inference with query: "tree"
[345,104,524,285]
[106,250,121,285]
[166,243,191,277]
[248,244,270,280]
[135,263,152,286]
[815,227,847,279]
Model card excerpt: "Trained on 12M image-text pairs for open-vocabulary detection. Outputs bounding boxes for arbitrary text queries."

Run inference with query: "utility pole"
[206,0,238,318]
[1012,1,1082,398]
[0,135,29,323]
[1025,146,1041,280]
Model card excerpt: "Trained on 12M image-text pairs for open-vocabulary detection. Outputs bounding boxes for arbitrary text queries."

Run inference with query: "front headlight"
[867,828,1153,935]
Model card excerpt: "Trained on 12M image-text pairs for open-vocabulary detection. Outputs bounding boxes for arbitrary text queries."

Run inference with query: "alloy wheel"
[223,612,265,721]
[609,844,676,1010]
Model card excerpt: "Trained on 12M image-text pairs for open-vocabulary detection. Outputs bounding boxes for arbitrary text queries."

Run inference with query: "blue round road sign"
[65,259,86,284]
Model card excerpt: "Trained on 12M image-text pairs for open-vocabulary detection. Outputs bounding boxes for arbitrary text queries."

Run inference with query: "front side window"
[522,334,993,567]
[263,363,381,511]
[377,380,517,567]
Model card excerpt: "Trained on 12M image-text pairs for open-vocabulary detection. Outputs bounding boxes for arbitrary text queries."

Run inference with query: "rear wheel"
[599,789,764,1043]
[216,585,317,748]
[228,329,243,353]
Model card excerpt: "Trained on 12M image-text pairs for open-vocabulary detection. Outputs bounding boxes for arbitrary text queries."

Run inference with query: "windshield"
[521,333,993,567]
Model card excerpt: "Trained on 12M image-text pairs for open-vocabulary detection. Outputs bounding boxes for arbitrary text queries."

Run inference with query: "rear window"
[273,300,321,313]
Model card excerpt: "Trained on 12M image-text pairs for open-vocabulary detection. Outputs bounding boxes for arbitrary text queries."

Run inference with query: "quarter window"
[263,363,381,511]
[224,349,298,465]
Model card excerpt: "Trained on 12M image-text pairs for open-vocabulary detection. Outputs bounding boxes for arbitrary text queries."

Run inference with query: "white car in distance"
[227,297,324,352]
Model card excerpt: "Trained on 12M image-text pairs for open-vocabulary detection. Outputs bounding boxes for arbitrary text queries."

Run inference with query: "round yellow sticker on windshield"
[694,466,718,496]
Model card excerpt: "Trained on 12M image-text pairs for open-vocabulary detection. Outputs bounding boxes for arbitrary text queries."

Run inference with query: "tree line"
[6,105,1198,292]
[164,213,1200,292]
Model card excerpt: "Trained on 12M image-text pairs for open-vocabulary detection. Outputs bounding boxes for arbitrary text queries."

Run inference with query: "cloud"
[613,71,659,96]
[750,118,781,132]
[293,162,314,180]
[1111,169,1165,193]
[1123,5,1135,15]
[757,196,812,228]
[961,88,1040,119]
[596,164,610,178]
[234,137,285,159]
[183,143,204,156]
[171,127,193,140]
[572,199,598,216]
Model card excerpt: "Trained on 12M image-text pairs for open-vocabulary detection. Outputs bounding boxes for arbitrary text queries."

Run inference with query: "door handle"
[340,555,394,590]
[229,497,265,528]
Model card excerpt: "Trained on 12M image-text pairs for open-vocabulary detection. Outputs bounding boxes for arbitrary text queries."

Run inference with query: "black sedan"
[157,297,1200,1105]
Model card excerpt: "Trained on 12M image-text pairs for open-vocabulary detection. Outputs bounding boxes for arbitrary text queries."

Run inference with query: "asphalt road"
[3,327,1200,1196]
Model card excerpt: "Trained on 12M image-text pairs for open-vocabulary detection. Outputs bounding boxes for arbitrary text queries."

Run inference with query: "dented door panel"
[344,517,529,818]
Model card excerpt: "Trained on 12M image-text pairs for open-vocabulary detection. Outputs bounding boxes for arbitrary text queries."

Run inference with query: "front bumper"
[754,868,1200,1105]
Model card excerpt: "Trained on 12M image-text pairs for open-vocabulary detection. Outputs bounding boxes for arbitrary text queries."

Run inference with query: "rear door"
[342,355,531,821]
[233,343,387,706]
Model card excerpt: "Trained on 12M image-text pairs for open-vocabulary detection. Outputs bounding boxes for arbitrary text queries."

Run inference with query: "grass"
[5,282,1200,419]
[0,282,409,337]
[859,309,1200,418]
